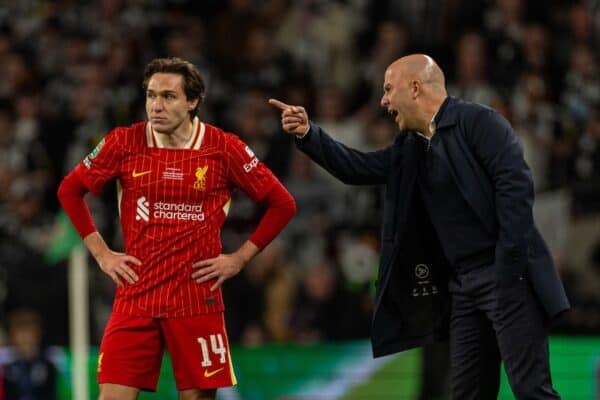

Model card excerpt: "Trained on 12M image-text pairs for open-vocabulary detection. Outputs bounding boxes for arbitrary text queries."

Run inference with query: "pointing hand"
[268,98,310,136]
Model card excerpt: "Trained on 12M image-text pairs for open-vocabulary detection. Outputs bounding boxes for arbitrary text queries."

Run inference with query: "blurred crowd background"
[0,0,598,361]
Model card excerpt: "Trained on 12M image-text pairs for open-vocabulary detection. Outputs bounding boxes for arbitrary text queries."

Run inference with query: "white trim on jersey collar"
[193,119,206,150]
[146,117,205,150]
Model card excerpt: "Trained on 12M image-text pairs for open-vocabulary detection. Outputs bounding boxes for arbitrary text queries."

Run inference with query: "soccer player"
[57,57,296,400]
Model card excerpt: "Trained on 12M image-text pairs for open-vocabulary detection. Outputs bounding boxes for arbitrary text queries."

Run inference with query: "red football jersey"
[77,117,278,317]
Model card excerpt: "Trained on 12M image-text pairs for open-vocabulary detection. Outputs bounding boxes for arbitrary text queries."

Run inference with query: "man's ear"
[411,80,420,99]
[189,98,200,110]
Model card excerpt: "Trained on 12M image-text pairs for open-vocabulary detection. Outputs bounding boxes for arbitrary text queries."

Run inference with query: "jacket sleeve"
[295,122,393,185]
[466,108,535,282]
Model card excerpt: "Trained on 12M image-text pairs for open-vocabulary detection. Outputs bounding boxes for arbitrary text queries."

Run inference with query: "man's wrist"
[296,123,311,139]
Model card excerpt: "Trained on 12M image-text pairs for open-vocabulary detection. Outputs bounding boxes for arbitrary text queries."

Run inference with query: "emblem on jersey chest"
[193,165,209,191]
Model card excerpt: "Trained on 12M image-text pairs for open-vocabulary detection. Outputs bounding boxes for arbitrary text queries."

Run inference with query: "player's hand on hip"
[96,250,141,287]
[192,253,244,291]
[268,98,310,136]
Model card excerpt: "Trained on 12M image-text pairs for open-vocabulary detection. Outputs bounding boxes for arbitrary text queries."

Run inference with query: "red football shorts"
[97,311,237,391]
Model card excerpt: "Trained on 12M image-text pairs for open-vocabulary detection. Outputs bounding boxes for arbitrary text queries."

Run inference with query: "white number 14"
[197,334,226,367]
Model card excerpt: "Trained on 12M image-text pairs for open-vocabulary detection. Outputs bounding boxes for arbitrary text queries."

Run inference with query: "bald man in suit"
[270,54,569,399]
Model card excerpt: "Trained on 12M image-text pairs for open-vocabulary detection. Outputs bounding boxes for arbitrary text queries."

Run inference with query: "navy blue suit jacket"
[296,96,570,357]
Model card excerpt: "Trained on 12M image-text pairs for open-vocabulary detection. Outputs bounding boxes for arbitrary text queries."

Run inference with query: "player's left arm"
[191,181,296,290]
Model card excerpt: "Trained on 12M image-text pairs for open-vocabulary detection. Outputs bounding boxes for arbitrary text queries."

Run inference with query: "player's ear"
[189,98,199,110]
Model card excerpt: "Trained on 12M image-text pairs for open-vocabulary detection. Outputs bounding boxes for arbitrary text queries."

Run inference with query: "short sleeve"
[225,134,278,202]
[77,128,125,193]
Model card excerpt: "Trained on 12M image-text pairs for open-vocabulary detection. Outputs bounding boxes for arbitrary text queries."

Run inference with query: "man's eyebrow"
[146,89,178,94]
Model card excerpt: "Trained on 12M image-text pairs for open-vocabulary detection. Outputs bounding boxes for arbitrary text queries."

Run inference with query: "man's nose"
[380,96,388,108]
[151,98,164,111]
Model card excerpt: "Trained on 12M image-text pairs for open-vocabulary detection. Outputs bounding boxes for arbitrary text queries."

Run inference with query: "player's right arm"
[57,166,140,286]
[57,130,140,286]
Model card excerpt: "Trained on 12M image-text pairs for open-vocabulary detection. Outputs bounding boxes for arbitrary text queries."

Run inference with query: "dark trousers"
[448,264,560,399]
[418,341,451,400]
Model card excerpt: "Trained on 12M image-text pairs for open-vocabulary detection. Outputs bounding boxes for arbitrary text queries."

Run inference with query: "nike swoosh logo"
[204,367,224,378]
[132,170,152,178]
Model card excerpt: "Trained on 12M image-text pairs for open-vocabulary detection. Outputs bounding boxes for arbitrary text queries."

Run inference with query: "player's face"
[380,67,414,132]
[145,73,198,134]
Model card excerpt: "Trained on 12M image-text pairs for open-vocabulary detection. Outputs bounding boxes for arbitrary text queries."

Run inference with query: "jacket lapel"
[435,98,497,235]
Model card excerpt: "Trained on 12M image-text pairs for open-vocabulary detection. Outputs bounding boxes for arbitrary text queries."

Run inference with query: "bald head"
[381,54,448,135]
[389,54,446,88]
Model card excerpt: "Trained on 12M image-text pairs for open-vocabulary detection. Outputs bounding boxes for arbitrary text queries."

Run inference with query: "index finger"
[268,98,291,111]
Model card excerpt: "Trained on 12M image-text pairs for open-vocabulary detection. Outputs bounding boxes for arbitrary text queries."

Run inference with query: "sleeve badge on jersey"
[83,157,92,169]
[243,146,259,173]
[82,137,106,169]
[88,137,106,159]
[244,146,255,158]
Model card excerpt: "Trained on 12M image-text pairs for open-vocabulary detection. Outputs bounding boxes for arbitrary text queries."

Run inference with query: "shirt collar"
[429,109,438,136]
[415,105,440,140]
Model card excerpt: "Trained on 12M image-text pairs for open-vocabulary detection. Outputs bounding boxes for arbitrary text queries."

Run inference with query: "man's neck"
[156,119,194,148]
[419,95,447,138]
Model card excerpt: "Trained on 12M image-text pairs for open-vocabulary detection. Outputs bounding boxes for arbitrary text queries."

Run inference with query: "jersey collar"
[146,117,206,150]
